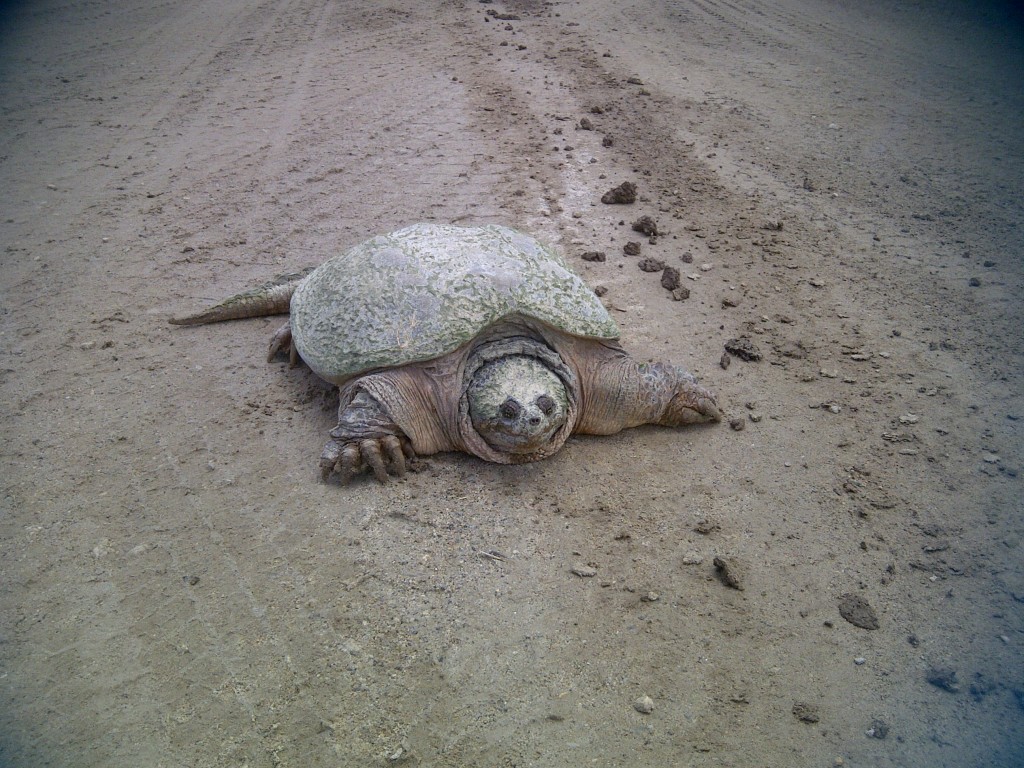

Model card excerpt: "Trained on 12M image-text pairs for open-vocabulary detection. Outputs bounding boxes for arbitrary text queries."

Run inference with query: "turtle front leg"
[577,358,721,436]
[320,389,417,484]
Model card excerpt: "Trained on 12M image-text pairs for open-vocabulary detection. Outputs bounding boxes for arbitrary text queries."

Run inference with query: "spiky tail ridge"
[169,267,316,326]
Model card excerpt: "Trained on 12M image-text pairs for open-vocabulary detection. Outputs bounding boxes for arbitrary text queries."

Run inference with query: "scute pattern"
[291,223,620,382]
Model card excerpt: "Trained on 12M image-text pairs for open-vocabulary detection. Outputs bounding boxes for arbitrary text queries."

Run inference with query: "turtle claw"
[267,323,299,365]
[319,435,417,485]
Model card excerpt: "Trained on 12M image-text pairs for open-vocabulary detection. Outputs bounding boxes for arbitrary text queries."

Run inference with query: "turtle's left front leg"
[577,357,721,436]
[320,388,417,484]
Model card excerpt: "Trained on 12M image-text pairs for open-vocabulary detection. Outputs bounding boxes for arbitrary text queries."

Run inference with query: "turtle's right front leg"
[320,388,417,484]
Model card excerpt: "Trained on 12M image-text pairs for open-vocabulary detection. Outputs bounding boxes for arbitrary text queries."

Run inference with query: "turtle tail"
[169,267,316,326]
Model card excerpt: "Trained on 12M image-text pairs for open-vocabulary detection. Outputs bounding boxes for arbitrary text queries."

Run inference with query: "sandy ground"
[1,0,1022,766]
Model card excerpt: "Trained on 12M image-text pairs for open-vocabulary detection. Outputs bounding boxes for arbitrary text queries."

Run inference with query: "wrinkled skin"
[295,320,721,485]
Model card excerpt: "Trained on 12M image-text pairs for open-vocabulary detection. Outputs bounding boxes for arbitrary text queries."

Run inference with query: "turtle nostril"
[529,416,541,426]
[499,398,521,420]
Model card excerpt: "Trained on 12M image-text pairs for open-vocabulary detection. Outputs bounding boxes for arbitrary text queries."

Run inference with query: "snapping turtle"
[171,223,720,483]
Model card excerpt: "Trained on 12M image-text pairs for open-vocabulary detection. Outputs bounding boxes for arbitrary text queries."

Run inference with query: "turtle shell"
[290,223,619,383]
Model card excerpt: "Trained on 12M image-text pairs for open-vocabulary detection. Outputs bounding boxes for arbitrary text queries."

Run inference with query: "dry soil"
[1,1,1022,766]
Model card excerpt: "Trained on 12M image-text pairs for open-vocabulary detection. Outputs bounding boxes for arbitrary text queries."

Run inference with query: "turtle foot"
[319,434,418,485]
[267,323,299,365]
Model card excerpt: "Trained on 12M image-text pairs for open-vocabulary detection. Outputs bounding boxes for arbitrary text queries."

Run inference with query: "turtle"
[171,223,721,483]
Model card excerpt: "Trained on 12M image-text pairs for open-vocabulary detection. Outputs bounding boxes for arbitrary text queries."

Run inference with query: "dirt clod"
[838,593,880,630]
[632,215,659,236]
[926,666,960,692]
[713,556,744,590]
[793,702,820,723]
[660,266,680,290]
[724,336,763,362]
[601,181,637,204]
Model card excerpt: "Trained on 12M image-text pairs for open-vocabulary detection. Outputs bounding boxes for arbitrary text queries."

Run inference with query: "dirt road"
[2,1,1021,765]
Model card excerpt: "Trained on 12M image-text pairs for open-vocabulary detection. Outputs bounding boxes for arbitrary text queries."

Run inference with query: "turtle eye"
[536,394,556,416]
[499,398,521,420]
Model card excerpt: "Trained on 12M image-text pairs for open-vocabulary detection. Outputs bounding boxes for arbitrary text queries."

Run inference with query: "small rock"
[898,413,920,424]
[579,117,594,130]
[581,250,606,262]
[748,412,763,423]
[968,277,981,287]
[602,135,614,147]
[638,257,665,272]
[671,287,690,301]
[660,267,681,291]
[729,418,745,431]
[623,241,641,256]
[838,593,879,630]
[721,296,741,308]
[640,591,660,602]
[633,695,655,714]
[571,564,597,578]
[601,181,637,204]
[593,285,608,297]
[720,351,731,369]
[682,552,704,565]
[792,701,820,723]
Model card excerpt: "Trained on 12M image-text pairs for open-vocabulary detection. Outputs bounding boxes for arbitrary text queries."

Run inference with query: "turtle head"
[467,355,569,455]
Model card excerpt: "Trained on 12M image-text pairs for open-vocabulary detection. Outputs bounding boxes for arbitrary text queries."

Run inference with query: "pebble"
[571,564,597,577]
[854,657,866,665]
[633,695,655,714]
[820,369,838,378]
[682,552,704,565]
[898,413,920,424]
